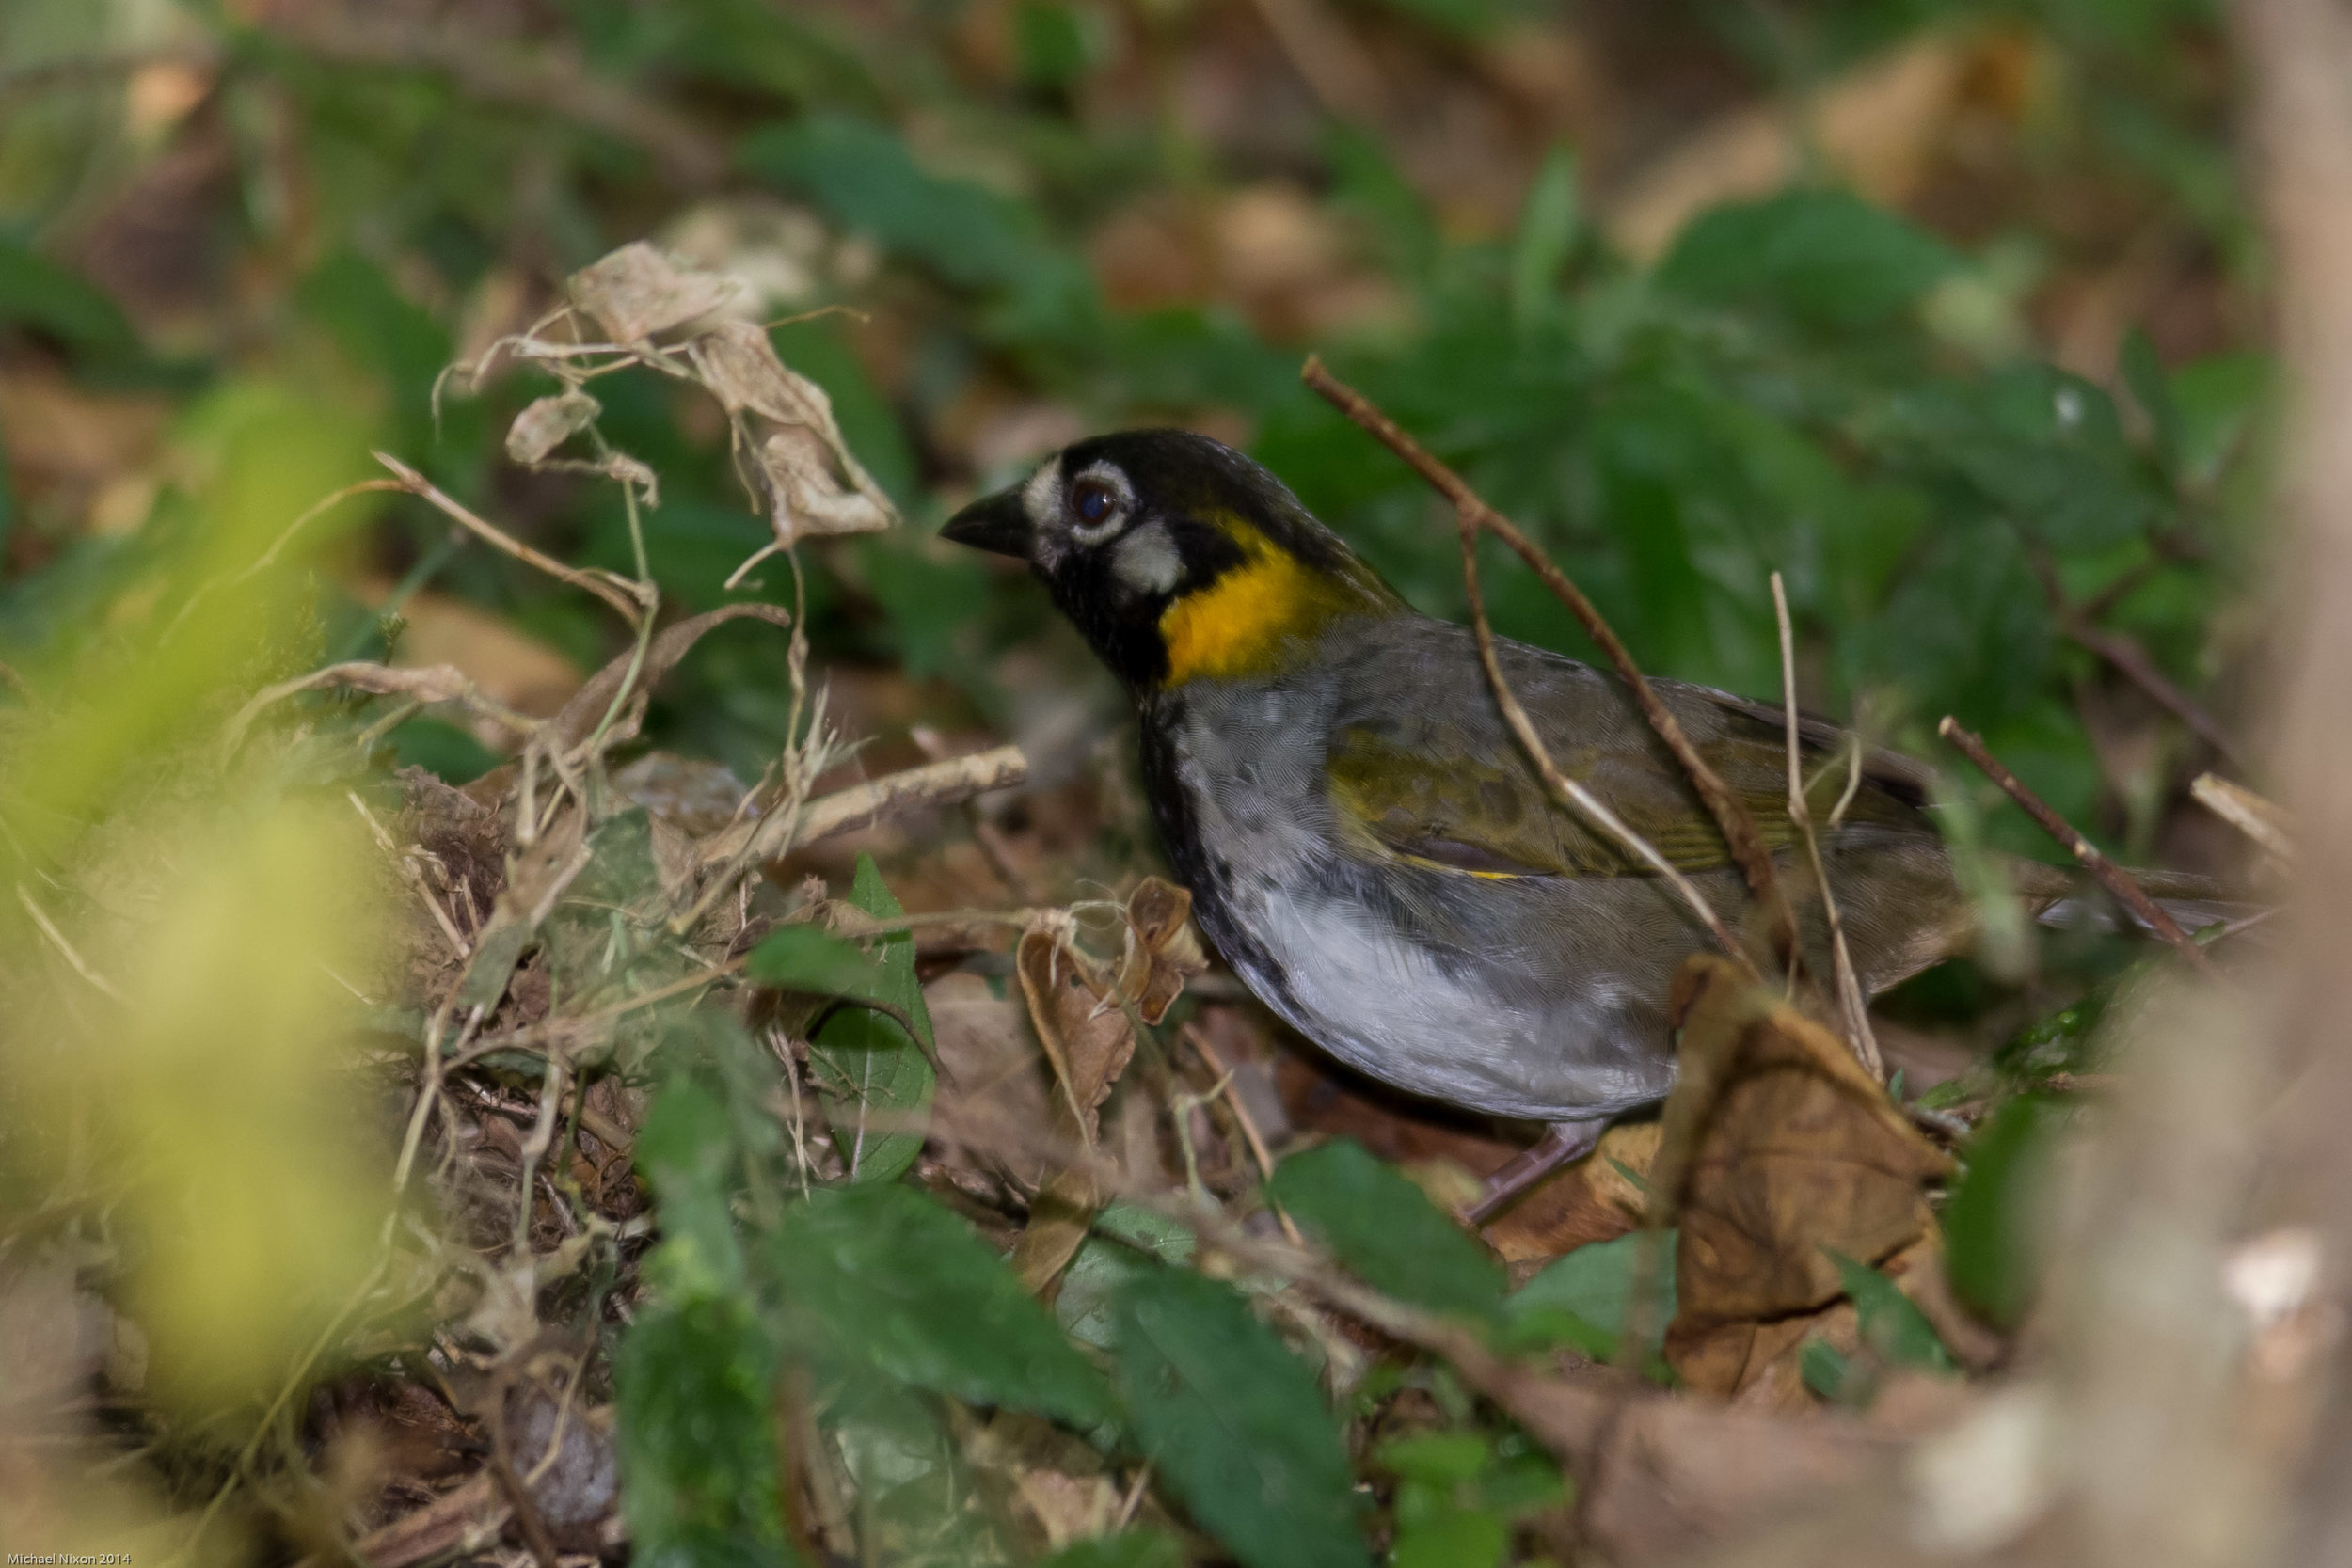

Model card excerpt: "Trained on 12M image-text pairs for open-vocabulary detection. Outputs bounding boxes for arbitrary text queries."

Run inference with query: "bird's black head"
[940,430,1403,691]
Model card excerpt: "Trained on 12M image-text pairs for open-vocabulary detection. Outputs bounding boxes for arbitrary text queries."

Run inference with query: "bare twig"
[16,886,125,1002]
[1772,574,1883,1079]
[2030,551,2243,765]
[222,660,540,758]
[1303,356,1792,974]
[162,479,407,644]
[2067,619,2245,766]
[374,451,648,626]
[1938,717,2221,979]
[2191,771,2296,863]
[1181,1023,1305,1245]
[698,744,1030,870]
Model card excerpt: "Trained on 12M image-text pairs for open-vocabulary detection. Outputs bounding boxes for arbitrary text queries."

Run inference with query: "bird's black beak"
[939,487,1033,560]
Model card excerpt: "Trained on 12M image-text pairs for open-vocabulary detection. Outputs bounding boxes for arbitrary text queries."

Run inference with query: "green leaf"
[1111,1269,1370,1568]
[2120,327,2183,475]
[2169,351,2270,486]
[1014,0,1095,87]
[1503,1229,1676,1358]
[858,534,990,680]
[806,854,935,1183]
[1800,1336,1861,1404]
[542,808,703,1072]
[1826,1251,1954,1374]
[1391,1507,1507,1568]
[775,1182,1116,1428]
[0,236,135,356]
[613,1295,791,1568]
[1943,1093,2068,1328]
[1509,145,1580,326]
[1267,1139,1505,1323]
[745,923,890,1004]
[1040,1532,1187,1568]
[1660,189,1960,327]
[386,715,497,784]
[635,1079,750,1300]
[1375,1432,1490,1486]
[739,116,1044,292]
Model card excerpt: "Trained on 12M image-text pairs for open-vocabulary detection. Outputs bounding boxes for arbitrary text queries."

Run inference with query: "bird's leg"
[1465,1117,1610,1227]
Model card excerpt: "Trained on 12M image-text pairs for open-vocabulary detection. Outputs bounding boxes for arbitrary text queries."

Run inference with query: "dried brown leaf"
[1015,929,1137,1147]
[566,241,739,343]
[551,601,794,753]
[927,971,1056,1188]
[1115,876,1207,1025]
[754,425,892,541]
[1487,1121,1661,1266]
[1009,1166,1097,1297]
[505,391,601,466]
[686,318,897,543]
[1659,953,1951,1399]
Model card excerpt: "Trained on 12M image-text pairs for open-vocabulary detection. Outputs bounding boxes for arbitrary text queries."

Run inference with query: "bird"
[941,429,2194,1219]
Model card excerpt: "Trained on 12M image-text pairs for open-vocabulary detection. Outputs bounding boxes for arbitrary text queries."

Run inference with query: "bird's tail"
[2030,865,2266,940]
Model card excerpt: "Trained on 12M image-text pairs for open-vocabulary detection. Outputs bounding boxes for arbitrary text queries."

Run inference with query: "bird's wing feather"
[1323,624,1931,879]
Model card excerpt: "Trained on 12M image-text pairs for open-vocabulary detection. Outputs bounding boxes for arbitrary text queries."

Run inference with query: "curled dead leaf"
[1656,953,1952,1402]
[505,391,601,466]
[755,425,892,541]
[687,318,897,545]
[1115,876,1206,1025]
[566,241,740,343]
[1014,929,1136,1148]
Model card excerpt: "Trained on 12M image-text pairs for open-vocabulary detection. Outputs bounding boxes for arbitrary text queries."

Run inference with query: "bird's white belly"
[1216,879,1659,1121]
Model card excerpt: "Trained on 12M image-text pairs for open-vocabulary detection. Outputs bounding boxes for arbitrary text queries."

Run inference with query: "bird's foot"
[1464,1117,1609,1228]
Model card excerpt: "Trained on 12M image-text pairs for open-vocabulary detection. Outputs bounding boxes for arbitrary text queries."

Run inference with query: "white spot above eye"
[1112,523,1183,596]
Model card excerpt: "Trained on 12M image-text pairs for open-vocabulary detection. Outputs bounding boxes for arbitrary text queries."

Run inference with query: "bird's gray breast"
[1144,675,1679,1123]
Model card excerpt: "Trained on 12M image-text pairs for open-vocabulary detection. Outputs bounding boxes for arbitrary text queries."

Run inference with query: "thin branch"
[222,660,539,758]
[2028,549,2242,763]
[698,744,1030,870]
[1303,356,1770,974]
[1453,501,1756,973]
[2191,771,2296,863]
[374,451,648,626]
[162,479,406,645]
[1182,1023,1306,1245]
[17,886,126,1002]
[2066,619,2244,765]
[1772,574,1883,1080]
[1939,717,2222,980]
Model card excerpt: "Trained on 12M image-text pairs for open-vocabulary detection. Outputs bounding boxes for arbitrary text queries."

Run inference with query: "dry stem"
[1771,574,1883,1079]
[375,451,649,626]
[2191,771,2296,863]
[698,744,1030,870]
[1938,716,2221,979]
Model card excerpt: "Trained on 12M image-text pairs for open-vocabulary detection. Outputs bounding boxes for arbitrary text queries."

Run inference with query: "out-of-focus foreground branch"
[2236,0,2352,1559]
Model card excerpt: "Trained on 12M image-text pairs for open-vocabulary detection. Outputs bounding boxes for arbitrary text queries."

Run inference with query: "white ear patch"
[1112,523,1183,597]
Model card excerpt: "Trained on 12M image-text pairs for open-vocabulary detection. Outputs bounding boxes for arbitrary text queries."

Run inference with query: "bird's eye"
[1073,478,1119,527]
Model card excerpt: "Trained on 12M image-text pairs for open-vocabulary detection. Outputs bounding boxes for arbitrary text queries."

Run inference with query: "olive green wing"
[1325,681,1924,880]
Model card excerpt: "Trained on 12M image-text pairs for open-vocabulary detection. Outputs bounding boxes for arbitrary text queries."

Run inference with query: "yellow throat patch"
[1156,515,1391,686]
